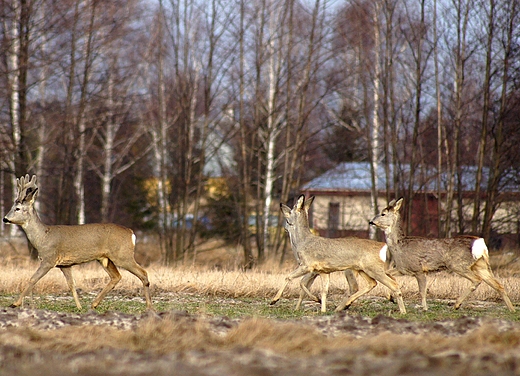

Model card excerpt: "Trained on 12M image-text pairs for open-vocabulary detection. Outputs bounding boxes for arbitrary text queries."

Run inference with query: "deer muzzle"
[3,217,11,224]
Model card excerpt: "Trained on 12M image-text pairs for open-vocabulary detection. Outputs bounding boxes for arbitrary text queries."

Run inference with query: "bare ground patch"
[0,295,519,376]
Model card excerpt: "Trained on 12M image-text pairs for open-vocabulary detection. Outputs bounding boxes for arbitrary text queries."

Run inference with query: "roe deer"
[369,197,515,312]
[270,195,406,313]
[285,197,359,310]
[3,175,153,311]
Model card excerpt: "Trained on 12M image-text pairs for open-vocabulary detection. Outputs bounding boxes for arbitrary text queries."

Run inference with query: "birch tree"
[440,0,471,236]
[4,0,22,236]
[146,3,174,264]
[368,0,382,240]
[471,0,495,233]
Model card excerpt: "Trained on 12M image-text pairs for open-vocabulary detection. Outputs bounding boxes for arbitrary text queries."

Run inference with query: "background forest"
[1,0,519,267]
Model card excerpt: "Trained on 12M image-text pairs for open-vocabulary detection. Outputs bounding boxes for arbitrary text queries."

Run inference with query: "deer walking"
[3,175,153,311]
[270,195,406,313]
[283,197,359,310]
[369,198,515,312]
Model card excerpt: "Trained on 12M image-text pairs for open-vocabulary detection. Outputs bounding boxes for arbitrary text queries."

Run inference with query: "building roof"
[302,162,519,193]
[303,162,387,192]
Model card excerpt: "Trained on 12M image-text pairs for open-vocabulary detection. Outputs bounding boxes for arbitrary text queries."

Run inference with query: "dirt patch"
[0,297,519,376]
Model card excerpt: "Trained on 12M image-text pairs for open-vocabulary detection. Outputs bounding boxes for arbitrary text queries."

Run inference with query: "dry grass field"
[0,236,520,375]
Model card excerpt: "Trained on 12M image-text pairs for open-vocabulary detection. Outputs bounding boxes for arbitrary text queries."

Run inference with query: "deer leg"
[119,260,153,311]
[300,273,320,303]
[415,273,428,311]
[270,266,309,305]
[367,269,406,314]
[11,262,54,308]
[58,266,82,310]
[91,259,122,309]
[344,270,359,295]
[296,273,319,310]
[473,262,515,312]
[453,270,482,310]
[298,270,359,311]
[334,271,377,312]
[384,277,395,303]
[320,273,330,313]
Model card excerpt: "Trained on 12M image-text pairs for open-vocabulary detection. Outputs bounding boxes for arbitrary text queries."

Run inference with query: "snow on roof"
[302,162,519,193]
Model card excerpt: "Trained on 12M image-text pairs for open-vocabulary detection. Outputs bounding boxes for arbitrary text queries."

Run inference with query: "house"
[301,162,520,247]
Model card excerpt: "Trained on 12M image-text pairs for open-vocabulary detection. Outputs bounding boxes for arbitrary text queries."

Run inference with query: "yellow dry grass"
[0,255,519,305]
[1,236,519,304]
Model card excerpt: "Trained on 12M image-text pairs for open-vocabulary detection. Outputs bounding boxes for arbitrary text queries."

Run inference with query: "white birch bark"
[7,0,21,236]
[73,0,96,225]
[369,2,381,240]
[154,20,170,239]
[262,0,284,253]
[73,116,86,225]
[100,74,115,222]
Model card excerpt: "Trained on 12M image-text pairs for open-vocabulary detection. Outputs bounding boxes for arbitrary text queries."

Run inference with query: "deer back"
[370,198,488,274]
[300,236,387,272]
[33,223,136,266]
[281,195,387,272]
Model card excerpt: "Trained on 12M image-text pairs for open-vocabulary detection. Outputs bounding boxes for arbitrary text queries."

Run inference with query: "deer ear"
[304,196,315,211]
[394,198,404,211]
[295,195,305,211]
[280,203,291,218]
[24,187,38,204]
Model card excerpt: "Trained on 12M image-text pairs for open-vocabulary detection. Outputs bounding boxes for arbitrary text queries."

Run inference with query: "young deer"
[3,175,153,311]
[270,195,406,313]
[369,198,515,312]
[279,195,359,310]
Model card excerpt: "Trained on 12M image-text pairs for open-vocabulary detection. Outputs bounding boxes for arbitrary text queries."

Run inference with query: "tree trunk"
[482,0,516,241]
[369,1,381,240]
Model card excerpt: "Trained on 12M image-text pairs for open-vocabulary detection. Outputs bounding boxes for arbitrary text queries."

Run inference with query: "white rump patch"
[379,244,388,262]
[471,238,488,260]
[132,233,136,246]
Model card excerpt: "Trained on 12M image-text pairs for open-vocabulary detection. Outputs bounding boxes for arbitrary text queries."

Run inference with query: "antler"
[16,174,38,202]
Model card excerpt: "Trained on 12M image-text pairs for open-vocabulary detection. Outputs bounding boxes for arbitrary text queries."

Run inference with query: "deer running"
[283,197,359,310]
[369,197,515,312]
[3,175,153,310]
[270,195,406,313]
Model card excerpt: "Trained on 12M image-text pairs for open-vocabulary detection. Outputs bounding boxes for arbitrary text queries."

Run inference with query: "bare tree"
[471,0,495,233]
[481,0,519,241]
[400,0,431,234]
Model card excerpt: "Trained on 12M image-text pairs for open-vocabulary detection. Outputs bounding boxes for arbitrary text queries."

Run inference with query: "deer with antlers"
[270,195,406,313]
[369,197,515,312]
[3,175,153,310]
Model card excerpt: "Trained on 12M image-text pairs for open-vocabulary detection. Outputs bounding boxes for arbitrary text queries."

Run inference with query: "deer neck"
[384,218,404,249]
[292,216,314,245]
[21,209,49,248]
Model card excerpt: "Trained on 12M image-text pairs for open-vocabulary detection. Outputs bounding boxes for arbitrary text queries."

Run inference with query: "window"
[328,202,340,231]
